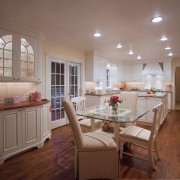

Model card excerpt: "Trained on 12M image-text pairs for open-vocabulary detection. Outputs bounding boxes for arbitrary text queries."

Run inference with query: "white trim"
[46,52,83,63]
[0,18,43,39]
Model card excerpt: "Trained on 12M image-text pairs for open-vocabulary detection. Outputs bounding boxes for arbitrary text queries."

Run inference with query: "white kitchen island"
[137,92,168,125]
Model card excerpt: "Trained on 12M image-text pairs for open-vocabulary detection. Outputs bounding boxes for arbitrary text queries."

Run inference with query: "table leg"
[114,123,120,150]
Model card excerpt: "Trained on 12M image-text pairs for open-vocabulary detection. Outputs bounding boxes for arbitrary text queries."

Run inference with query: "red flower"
[109,95,123,106]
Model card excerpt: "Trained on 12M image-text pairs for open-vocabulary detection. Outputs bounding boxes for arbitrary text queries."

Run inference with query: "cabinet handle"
[13,78,16,80]
[18,109,21,111]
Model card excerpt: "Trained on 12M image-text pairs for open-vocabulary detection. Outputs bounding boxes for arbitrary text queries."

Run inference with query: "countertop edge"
[0,100,50,111]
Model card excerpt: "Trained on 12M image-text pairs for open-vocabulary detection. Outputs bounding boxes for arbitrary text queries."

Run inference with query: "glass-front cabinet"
[0,29,39,82]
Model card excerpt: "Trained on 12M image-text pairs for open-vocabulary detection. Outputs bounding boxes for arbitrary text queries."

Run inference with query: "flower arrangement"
[109,95,123,113]
[109,95,123,106]
[150,87,156,94]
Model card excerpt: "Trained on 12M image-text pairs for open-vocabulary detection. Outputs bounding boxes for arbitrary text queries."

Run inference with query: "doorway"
[175,67,180,110]
[46,54,81,129]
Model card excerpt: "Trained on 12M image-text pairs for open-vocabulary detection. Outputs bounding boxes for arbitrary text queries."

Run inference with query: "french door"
[46,55,81,129]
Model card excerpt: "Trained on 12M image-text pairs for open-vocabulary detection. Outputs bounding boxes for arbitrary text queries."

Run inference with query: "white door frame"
[46,52,84,129]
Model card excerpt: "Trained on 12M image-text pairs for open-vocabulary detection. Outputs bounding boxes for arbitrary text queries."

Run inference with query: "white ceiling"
[0,0,180,62]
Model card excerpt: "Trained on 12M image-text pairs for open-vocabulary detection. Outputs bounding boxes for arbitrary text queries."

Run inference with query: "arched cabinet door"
[0,28,40,82]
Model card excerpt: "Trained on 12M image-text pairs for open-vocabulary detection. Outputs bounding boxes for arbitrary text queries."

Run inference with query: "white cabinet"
[21,106,41,149]
[110,65,118,84]
[85,54,106,82]
[146,98,162,123]
[0,109,22,158]
[137,95,168,124]
[0,103,51,165]
[163,61,172,82]
[137,97,147,122]
[168,93,172,110]
[41,103,51,141]
[122,63,143,82]
[85,95,108,108]
[0,28,41,82]
[118,63,125,81]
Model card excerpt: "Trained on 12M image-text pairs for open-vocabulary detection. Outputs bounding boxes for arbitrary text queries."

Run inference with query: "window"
[106,68,110,88]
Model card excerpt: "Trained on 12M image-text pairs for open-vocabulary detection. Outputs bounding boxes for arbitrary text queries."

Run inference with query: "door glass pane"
[56,74,60,85]
[51,61,65,121]
[61,75,64,85]
[56,63,60,73]
[61,63,64,74]
[51,86,55,97]
[51,62,55,73]
[69,64,80,99]
[56,86,60,96]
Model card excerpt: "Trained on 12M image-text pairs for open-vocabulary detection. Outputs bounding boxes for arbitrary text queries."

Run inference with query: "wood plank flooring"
[0,110,180,180]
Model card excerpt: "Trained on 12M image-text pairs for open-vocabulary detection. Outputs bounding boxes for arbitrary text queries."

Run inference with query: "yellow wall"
[172,57,180,66]
[41,41,85,81]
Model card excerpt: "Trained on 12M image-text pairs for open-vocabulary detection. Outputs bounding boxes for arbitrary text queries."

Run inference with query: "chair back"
[150,103,163,142]
[62,99,83,149]
[119,91,138,112]
[71,96,86,111]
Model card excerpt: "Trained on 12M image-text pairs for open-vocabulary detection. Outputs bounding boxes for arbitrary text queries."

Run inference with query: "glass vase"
[111,103,118,114]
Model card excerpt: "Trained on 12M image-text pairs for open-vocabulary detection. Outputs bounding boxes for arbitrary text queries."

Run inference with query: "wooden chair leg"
[120,141,124,159]
[148,144,156,170]
[154,139,160,160]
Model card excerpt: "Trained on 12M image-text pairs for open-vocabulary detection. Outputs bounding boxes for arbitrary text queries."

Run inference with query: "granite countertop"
[0,100,50,111]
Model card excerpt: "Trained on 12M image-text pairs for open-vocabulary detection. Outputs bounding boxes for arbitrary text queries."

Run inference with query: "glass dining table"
[76,105,148,149]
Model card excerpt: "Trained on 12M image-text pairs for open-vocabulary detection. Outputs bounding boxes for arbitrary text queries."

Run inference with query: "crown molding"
[0,18,43,39]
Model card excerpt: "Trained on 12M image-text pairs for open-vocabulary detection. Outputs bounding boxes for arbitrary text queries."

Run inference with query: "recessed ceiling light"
[128,50,133,55]
[168,52,173,56]
[161,36,168,41]
[117,44,122,48]
[137,55,141,60]
[152,16,163,23]
[165,46,171,50]
[94,32,101,37]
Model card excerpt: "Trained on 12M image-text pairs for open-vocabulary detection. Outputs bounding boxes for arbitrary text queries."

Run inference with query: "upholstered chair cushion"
[62,99,83,149]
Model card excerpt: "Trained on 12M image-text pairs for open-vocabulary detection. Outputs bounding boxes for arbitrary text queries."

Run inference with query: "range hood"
[142,63,163,76]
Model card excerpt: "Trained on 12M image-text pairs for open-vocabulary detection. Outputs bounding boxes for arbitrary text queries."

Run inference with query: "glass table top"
[76,105,148,124]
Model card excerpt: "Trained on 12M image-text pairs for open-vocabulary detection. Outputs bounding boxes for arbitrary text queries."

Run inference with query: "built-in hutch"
[0,21,42,82]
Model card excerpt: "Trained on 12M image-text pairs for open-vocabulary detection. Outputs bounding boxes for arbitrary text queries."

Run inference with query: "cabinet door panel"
[137,98,147,122]
[0,109,22,156]
[147,98,162,123]
[22,107,40,148]
[41,103,51,139]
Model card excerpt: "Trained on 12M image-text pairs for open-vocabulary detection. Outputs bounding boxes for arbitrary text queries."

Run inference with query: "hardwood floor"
[0,110,180,180]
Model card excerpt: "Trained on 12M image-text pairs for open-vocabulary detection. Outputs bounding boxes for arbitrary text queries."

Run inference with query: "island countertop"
[137,92,168,98]
[85,92,168,98]
[0,100,50,111]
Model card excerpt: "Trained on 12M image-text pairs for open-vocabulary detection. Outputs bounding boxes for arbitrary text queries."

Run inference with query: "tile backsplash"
[0,82,43,103]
